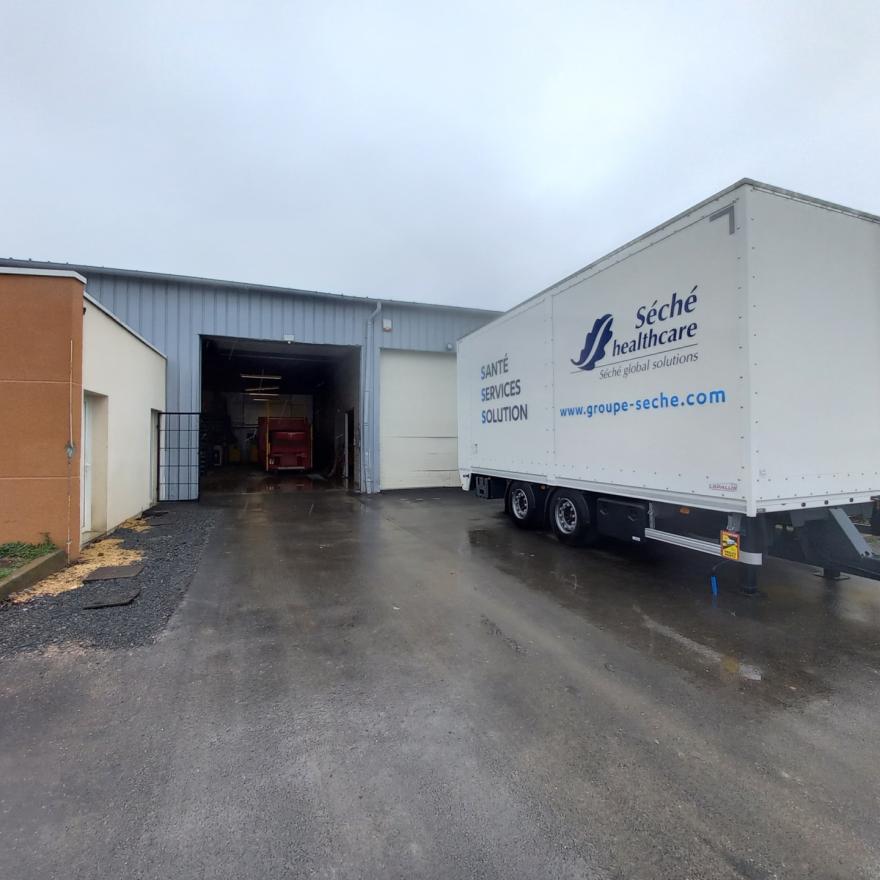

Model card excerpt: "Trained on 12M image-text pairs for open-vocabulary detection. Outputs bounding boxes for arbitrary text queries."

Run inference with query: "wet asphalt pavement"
[1,488,879,879]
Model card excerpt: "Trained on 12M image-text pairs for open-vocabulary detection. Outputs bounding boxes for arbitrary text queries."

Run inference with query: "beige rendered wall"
[0,271,84,559]
[82,299,166,532]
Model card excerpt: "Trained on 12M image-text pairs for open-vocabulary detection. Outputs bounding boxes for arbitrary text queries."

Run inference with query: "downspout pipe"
[363,301,382,493]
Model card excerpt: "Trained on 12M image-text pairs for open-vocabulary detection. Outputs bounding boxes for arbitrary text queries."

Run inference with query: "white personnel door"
[81,396,93,532]
[379,350,459,490]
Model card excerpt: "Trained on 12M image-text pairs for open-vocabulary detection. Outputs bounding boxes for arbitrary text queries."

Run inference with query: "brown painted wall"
[0,273,84,559]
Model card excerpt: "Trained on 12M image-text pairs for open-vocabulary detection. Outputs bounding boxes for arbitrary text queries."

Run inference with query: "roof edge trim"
[0,266,87,284]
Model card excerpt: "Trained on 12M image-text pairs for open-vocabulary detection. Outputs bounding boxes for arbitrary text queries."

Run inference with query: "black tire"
[549,489,598,547]
[508,481,542,529]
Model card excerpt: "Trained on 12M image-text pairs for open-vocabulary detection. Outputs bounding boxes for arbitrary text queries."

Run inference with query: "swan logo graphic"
[571,313,614,371]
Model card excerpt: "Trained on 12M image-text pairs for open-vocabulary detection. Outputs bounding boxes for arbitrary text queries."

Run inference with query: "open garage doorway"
[199,336,361,495]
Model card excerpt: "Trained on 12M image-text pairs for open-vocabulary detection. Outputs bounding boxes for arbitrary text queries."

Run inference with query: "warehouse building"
[0,259,497,503]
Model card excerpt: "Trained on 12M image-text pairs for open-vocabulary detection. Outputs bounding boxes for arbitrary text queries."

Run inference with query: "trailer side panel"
[747,186,880,511]
[550,194,748,508]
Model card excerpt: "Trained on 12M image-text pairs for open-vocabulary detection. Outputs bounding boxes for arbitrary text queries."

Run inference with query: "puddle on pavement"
[641,611,763,681]
[464,516,880,707]
[201,466,347,495]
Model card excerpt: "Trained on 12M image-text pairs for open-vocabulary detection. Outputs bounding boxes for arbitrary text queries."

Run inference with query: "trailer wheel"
[550,490,597,547]
[508,482,541,529]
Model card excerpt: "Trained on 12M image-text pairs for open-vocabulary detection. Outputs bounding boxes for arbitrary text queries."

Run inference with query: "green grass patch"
[0,538,56,579]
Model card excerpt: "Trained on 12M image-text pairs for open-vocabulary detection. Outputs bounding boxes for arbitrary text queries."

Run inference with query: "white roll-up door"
[379,350,459,489]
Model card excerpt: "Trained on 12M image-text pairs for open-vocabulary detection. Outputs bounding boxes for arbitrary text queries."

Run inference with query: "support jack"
[741,565,761,597]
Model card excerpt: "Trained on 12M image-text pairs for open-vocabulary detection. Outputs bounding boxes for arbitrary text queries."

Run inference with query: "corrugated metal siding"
[72,270,494,496]
[379,304,482,353]
[82,273,490,408]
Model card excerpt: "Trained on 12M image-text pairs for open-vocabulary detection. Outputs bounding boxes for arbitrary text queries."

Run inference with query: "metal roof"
[0,258,499,317]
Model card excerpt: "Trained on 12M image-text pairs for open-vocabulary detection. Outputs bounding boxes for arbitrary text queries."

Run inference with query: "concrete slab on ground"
[1,489,879,879]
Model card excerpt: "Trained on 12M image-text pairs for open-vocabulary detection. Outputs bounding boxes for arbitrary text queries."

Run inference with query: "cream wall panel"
[82,301,166,530]
[380,350,458,489]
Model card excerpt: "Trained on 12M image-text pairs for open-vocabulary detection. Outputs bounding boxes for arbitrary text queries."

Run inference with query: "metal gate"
[157,412,201,501]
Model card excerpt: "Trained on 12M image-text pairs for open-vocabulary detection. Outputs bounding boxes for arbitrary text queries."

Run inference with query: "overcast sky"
[2,1,877,310]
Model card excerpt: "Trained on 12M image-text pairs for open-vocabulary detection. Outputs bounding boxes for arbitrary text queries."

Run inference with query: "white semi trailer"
[457,180,880,590]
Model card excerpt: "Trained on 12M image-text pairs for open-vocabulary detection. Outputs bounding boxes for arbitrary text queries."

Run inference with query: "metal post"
[156,414,162,503]
[362,301,382,494]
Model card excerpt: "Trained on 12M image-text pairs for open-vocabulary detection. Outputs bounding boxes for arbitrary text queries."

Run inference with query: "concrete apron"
[1,488,879,879]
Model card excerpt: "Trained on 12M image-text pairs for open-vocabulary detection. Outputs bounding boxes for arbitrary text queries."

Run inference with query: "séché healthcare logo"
[571,287,700,373]
[571,313,613,371]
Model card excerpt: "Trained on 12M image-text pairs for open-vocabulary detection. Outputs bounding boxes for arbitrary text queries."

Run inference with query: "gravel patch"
[0,504,216,657]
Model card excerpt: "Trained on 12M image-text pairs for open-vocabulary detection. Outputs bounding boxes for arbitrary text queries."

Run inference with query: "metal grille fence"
[158,412,201,501]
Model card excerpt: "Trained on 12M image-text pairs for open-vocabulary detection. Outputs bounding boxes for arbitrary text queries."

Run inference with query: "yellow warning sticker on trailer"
[720,530,741,560]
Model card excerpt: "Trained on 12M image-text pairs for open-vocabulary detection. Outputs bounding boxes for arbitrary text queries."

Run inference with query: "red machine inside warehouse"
[257,416,312,472]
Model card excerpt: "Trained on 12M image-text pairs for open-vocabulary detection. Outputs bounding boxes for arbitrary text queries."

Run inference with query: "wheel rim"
[555,497,578,534]
[511,488,529,519]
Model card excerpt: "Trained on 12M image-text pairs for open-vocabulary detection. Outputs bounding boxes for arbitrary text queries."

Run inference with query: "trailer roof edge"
[475,179,880,331]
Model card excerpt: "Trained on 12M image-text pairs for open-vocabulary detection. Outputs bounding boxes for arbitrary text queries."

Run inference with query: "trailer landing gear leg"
[742,565,759,596]
[871,501,880,537]
[814,567,849,581]
[740,516,762,596]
